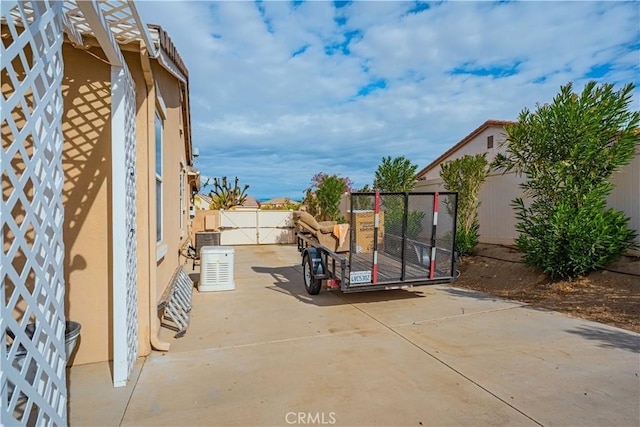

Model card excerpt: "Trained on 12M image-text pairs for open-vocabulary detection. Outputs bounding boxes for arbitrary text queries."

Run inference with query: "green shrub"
[455,217,480,257]
[495,81,639,278]
[304,173,350,221]
[513,195,636,278]
[374,156,418,192]
[384,208,424,239]
[440,154,489,256]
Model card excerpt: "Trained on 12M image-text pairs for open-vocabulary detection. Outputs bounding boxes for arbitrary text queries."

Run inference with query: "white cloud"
[135,0,639,201]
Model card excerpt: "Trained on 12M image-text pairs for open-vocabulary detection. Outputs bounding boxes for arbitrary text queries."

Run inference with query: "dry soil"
[452,244,640,333]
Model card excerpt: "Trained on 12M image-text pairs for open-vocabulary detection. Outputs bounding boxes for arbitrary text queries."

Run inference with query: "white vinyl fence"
[219,210,295,245]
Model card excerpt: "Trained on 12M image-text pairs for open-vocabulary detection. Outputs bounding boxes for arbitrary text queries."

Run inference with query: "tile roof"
[261,198,292,205]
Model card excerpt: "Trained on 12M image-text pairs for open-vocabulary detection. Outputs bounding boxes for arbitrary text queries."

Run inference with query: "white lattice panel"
[71,0,139,387]
[64,0,136,44]
[109,66,138,387]
[1,1,67,426]
[123,64,138,382]
[62,0,156,52]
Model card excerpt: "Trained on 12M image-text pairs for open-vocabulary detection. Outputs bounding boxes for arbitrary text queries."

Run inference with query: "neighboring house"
[261,197,294,209]
[414,119,640,251]
[193,193,260,210]
[2,2,197,421]
[194,193,214,210]
[236,195,260,209]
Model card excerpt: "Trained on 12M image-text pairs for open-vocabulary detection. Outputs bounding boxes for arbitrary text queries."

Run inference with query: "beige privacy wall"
[415,156,639,251]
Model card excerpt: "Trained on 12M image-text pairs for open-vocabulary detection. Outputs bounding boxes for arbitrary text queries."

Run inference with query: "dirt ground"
[452,244,640,333]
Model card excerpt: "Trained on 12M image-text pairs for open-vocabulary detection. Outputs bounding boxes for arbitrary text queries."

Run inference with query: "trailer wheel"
[303,253,322,295]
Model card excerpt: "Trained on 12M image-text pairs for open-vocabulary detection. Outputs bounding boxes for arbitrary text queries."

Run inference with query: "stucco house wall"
[150,58,191,305]
[58,30,193,365]
[415,120,639,251]
[418,122,510,181]
[60,44,113,365]
[194,193,213,211]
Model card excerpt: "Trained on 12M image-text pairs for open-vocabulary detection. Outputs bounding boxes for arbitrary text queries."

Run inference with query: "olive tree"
[494,81,639,278]
[440,154,489,256]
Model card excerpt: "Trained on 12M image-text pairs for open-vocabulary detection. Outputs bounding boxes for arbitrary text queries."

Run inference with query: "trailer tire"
[303,253,322,295]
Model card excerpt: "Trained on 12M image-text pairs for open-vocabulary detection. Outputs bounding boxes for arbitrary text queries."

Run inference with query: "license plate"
[350,270,372,284]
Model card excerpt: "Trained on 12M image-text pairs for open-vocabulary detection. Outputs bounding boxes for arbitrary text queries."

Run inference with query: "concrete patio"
[68,245,640,426]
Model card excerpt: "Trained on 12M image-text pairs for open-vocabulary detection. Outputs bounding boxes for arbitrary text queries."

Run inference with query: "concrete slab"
[68,245,640,427]
[123,329,537,427]
[340,285,526,326]
[67,358,144,426]
[162,253,383,353]
[394,290,640,427]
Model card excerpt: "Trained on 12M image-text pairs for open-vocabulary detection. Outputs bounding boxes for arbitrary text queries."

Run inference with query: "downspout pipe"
[140,46,170,352]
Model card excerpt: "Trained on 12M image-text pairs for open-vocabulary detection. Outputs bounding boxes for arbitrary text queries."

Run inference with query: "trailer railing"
[296,192,458,294]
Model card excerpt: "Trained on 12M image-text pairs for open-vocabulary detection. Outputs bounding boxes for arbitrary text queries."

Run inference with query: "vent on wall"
[199,246,235,291]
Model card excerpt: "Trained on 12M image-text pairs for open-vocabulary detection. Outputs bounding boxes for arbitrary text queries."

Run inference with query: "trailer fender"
[302,248,324,278]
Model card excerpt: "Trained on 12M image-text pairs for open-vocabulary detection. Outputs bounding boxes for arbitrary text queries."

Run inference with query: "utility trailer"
[296,192,458,294]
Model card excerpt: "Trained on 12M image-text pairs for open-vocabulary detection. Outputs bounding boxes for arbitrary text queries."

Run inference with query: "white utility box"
[199,246,235,292]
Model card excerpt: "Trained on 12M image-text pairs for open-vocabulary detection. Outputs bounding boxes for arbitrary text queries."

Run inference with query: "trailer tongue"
[296,191,458,294]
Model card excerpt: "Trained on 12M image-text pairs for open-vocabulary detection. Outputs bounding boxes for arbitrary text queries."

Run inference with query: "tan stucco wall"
[150,60,190,303]
[415,144,639,251]
[191,210,220,243]
[61,44,112,365]
[608,154,640,253]
[421,127,508,181]
[60,44,191,365]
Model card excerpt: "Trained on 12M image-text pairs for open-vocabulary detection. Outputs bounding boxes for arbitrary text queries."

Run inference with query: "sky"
[136,0,640,201]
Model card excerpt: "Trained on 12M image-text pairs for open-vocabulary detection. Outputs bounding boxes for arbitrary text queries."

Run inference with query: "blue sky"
[136,0,640,201]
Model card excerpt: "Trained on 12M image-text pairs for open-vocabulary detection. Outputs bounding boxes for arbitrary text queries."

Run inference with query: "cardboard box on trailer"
[347,210,385,253]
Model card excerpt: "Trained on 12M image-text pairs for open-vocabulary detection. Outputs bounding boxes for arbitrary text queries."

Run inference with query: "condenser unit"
[199,246,235,292]
[195,231,220,254]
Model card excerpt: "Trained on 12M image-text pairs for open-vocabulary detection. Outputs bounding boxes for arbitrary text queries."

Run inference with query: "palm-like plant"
[209,176,249,210]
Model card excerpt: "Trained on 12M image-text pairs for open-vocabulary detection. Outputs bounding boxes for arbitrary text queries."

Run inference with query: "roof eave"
[416,119,516,178]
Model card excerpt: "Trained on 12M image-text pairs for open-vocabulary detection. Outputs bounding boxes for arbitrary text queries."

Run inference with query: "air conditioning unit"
[195,231,220,254]
[199,246,235,292]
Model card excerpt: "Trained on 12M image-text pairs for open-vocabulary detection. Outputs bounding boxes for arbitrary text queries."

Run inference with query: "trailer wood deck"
[347,252,431,285]
[295,191,458,294]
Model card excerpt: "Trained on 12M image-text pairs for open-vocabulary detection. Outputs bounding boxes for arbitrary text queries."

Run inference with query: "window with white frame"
[179,166,185,236]
[155,111,163,243]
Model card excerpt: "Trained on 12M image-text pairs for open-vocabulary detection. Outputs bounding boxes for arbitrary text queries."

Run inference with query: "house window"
[487,135,494,149]
[155,111,163,243]
[179,167,185,236]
